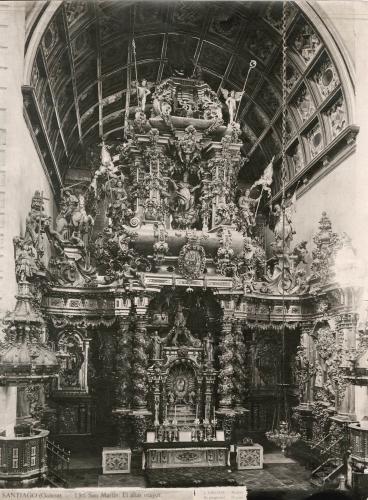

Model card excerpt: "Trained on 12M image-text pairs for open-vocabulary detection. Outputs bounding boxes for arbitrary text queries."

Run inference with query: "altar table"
[143,441,230,469]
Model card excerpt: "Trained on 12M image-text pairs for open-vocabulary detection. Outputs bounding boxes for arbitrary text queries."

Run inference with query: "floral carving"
[326,98,347,139]
[313,55,340,99]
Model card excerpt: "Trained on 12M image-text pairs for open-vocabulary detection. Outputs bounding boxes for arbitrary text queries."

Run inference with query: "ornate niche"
[311,320,347,408]
[165,361,198,414]
[56,330,89,392]
[146,289,221,426]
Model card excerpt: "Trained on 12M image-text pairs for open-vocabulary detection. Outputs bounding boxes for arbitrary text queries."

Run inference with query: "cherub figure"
[221,88,244,124]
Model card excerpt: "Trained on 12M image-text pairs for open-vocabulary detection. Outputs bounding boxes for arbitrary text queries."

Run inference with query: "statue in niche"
[165,302,201,347]
[221,89,244,124]
[238,188,261,234]
[167,173,201,215]
[151,330,162,360]
[59,336,85,388]
[176,125,202,168]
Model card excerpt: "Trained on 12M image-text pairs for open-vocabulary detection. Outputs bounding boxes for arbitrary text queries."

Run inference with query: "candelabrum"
[266,421,300,454]
[157,425,164,442]
[162,418,170,442]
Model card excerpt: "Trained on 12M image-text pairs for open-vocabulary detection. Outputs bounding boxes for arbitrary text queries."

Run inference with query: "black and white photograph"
[0,0,367,498]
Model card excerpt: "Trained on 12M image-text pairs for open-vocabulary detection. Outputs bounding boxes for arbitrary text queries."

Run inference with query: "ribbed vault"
[23,0,355,198]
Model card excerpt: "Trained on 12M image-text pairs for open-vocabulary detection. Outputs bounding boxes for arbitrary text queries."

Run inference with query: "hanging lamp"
[265,0,300,454]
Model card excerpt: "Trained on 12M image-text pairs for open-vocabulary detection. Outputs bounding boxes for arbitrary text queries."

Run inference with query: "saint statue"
[151,330,162,360]
[204,335,214,362]
[151,93,161,116]
[24,191,48,252]
[165,302,201,347]
[221,89,244,124]
[166,172,201,218]
[14,239,38,281]
[270,193,296,250]
[238,188,260,233]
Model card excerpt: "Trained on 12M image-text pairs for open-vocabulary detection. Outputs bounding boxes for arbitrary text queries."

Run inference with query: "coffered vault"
[23,1,356,199]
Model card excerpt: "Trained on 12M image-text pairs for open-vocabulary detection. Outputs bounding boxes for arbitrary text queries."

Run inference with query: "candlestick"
[196,404,198,420]
[174,405,176,419]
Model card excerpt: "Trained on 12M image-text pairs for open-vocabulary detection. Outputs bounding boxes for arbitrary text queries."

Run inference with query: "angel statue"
[250,156,274,199]
[136,79,152,113]
[221,88,244,124]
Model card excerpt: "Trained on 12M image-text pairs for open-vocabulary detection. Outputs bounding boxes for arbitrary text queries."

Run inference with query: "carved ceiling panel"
[306,121,324,160]
[312,52,340,100]
[208,7,242,44]
[325,96,347,140]
[71,26,96,63]
[198,42,231,75]
[227,57,260,92]
[25,0,352,195]
[172,2,206,31]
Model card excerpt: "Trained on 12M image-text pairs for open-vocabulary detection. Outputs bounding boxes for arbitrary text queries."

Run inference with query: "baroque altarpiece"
[2,74,365,472]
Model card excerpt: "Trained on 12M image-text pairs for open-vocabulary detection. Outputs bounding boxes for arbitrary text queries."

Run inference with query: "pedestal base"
[236,444,263,470]
[102,447,131,474]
